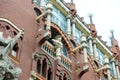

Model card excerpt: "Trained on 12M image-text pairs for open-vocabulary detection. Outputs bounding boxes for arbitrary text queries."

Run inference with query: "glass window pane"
[75,27,81,44]
[52,6,67,32]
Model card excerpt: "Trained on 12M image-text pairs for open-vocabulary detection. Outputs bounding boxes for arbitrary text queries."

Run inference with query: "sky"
[64,0,120,46]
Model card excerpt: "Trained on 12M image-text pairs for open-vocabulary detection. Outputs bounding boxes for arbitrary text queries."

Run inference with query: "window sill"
[8,54,19,64]
[31,71,45,80]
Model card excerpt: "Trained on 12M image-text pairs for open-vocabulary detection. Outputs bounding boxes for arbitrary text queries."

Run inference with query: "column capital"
[93,38,97,44]
[81,43,88,49]
[115,61,119,66]
[106,65,111,70]
[88,35,93,40]
[80,33,87,43]
[46,1,53,11]
[71,19,76,24]
[46,10,52,16]
[111,58,116,62]
[66,15,71,19]
[104,56,109,64]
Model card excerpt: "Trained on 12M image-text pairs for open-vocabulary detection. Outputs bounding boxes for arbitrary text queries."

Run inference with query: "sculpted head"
[55,35,62,41]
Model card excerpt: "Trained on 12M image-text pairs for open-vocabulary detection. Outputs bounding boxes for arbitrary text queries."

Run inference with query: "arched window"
[36,59,41,74]
[11,43,19,57]
[47,68,52,80]
[42,58,47,77]
[59,71,71,80]
[34,54,53,79]
[59,75,62,80]
[5,25,10,30]
[34,8,42,16]
[63,73,67,80]
[75,27,81,44]
[94,61,99,69]
[62,45,69,57]
[70,40,76,48]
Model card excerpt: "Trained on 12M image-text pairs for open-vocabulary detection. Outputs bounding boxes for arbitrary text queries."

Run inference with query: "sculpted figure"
[52,35,63,60]
[0,29,23,80]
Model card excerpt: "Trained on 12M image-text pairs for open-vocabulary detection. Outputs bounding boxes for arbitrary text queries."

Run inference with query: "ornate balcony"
[41,41,56,58]
[41,41,72,71]
[61,54,72,72]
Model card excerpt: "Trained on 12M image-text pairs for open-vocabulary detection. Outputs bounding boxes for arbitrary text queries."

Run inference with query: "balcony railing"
[61,54,72,72]
[41,41,72,71]
[41,41,56,58]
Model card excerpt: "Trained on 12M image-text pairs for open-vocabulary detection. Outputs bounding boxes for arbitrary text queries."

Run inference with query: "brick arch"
[33,52,53,70]
[32,52,54,79]
[51,23,73,55]
[37,22,73,55]
[60,70,71,80]
[70,39,77,48]
[39,53,53,68]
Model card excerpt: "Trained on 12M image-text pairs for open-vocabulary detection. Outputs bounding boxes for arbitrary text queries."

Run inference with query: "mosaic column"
[71,19,76,39]
[115,61,120,80]
[111,58,117,79]
[66,15,71,35]
[104,56,111,80]
[93,39,98,60]
[40,0,45,9]
[88,35,93,57]
[46,1,52,30]
[81,34,88,65]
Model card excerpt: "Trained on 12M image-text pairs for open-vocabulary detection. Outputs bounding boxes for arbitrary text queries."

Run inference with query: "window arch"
[59,70,71,80]
[42,58,47,77]
[63,73,67,80]
[59,75,62,80]
[62,45,69,57]
[70,39,76,48]
[34,7,42,16]
[36,59,41,74]
[12,43,19,57]
[35,53,53,80]
[47,67,52,80]
[94,60,99,69]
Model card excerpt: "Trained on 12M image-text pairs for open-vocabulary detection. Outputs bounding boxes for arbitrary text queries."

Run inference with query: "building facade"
[0,0,120,80]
